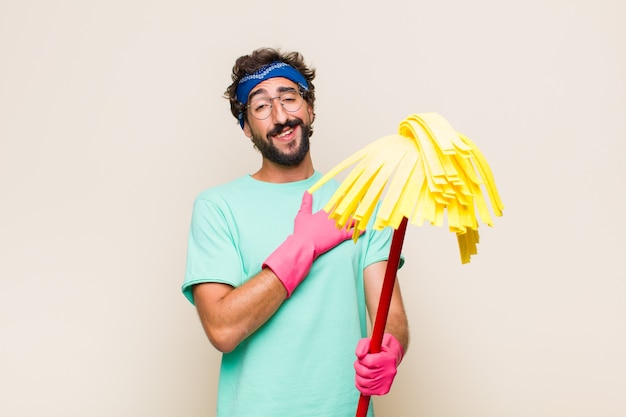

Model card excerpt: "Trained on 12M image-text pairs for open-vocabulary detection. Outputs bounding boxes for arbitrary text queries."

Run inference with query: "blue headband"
[235,61,309,128]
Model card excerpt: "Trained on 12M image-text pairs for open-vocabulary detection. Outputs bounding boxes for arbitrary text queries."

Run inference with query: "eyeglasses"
[247,90,305,120]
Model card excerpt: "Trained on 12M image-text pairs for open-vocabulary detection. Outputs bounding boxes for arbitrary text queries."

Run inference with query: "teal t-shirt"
[183,172,395,417]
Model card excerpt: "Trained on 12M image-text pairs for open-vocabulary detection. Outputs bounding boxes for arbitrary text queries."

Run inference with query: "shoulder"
[193,176,255,205]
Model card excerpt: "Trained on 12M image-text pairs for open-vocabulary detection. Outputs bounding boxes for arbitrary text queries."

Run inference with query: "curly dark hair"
[224,47,316,127]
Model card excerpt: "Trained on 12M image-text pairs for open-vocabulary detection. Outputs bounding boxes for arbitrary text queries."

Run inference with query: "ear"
[242,122,251,138]
[308,106,315,123]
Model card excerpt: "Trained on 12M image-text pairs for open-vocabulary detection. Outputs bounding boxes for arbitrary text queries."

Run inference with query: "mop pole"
[355,217,408,417]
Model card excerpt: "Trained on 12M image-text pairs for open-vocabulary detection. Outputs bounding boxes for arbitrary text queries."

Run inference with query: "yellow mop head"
[308,113,504,263]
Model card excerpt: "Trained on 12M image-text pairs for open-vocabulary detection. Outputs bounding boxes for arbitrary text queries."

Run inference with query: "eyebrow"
[248,85,298,101]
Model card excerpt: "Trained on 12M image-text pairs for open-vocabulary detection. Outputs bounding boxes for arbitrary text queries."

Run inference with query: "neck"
[251,154,314,183]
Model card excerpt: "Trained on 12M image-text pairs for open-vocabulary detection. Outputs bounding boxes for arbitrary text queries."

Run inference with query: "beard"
[250,118,312,166]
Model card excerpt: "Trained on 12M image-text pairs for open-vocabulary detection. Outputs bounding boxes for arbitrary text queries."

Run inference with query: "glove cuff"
[262,235,315,298]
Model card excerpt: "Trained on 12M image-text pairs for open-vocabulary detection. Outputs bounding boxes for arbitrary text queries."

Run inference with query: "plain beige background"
[1,1,625,416]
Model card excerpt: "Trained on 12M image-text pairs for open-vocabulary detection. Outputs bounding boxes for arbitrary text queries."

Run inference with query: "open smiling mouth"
[273,127,295,140]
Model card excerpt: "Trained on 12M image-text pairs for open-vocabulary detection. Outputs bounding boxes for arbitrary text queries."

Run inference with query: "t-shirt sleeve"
[363,225,406,270]
[182,195,244,305]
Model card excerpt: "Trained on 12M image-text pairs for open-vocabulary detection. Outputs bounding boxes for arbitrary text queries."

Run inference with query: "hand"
[354,333,404,396]
[292,191,357,257]
[263,191,358,297]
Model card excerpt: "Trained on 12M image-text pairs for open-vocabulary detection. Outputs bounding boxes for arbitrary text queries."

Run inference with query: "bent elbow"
[210,337,237,354]
[205,326,241,353]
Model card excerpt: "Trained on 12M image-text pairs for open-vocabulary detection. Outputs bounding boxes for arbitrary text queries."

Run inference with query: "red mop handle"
[355,217,408,417]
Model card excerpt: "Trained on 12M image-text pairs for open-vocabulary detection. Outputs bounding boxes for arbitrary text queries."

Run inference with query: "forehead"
[249,77,299,97]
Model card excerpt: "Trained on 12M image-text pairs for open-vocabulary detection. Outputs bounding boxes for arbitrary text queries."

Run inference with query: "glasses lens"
[280,91,303,112]
[249,98,272,120]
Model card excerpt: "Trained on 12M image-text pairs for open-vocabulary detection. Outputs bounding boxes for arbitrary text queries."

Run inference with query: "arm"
[192,191,356,353]
[354,260,409,396]
[363,261,409,351]
[193,268,286,353]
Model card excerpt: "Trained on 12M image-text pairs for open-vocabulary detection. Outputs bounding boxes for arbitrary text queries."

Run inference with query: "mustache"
[267,118,303,138]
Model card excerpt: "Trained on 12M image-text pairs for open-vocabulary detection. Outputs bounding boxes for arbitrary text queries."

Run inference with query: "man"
[182,47,409,417]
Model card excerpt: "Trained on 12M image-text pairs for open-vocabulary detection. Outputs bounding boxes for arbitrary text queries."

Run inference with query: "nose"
[269,97,288,124]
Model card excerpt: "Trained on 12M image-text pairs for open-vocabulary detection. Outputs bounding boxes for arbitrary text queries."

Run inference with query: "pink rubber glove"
[354,333,404,396]
[263,191,357,298]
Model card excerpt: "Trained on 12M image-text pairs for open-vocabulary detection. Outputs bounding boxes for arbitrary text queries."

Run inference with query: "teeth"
[276,128,293,138]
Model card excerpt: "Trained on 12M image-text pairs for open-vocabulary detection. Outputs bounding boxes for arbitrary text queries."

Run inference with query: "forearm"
[364,261,410,353]
[193,268,286,353]
[383,299,409,354]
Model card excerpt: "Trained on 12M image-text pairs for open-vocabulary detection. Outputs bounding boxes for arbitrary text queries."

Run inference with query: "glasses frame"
[246,89,305,121]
